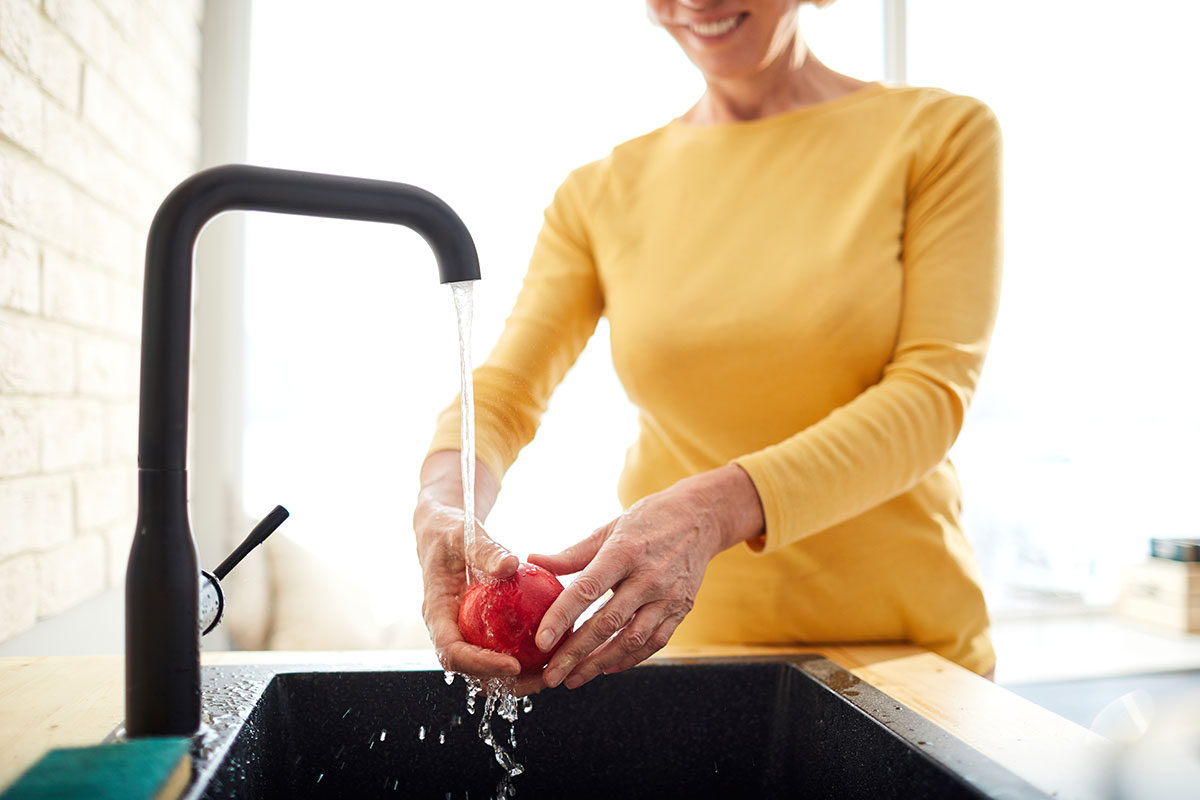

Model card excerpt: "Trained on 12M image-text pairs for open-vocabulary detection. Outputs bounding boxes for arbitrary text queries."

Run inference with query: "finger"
[427,607,521,678]
[599,614,682,677]
[423,570,521,678]
[466,522,519,580]
[540,579,648,688]
[533,545,632,660]
[439,640,522,678]
[563,602,674,689]
[511,672,548,698]
[528,523,611,576]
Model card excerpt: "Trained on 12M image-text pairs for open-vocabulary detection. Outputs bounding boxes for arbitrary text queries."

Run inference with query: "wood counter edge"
[0,645,1102,798]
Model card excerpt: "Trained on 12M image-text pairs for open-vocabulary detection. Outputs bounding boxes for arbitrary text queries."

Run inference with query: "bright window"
[911,0,1200,612]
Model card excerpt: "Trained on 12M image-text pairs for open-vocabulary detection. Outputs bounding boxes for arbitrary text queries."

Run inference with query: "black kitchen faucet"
[125,164,480,736]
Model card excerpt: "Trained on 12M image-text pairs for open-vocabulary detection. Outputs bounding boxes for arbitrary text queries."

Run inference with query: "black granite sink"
[190,655,1047,799]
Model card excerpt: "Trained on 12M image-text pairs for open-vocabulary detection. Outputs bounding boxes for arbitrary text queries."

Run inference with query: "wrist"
[418,451,499,522]
[686,464,765,554]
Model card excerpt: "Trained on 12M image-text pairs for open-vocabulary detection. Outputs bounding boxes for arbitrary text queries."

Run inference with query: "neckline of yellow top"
[666,80,890,133]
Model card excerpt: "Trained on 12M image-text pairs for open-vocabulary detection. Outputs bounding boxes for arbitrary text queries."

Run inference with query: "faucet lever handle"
[213,505,289,580]
[199,505,288,636]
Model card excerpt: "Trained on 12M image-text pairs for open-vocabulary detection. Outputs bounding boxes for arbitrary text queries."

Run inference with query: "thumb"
[528,522,612,576]
[467,522,519,580]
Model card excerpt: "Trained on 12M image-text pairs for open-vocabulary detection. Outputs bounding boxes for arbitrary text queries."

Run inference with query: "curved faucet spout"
[127,164,481,736]
[141,163,480,472]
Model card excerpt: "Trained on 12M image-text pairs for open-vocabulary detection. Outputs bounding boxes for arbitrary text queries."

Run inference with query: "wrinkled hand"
[528,466,761,690]
[414,498,524,681]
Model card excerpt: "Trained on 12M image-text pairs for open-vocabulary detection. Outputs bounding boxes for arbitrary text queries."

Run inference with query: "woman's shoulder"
[554,123,678,200]
[873,83,999,131]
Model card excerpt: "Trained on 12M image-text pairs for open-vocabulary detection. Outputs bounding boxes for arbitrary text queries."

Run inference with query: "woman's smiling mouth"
[688,12,749,40]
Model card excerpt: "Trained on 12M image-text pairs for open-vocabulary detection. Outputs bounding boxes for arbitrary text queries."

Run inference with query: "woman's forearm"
[416,450,501,525]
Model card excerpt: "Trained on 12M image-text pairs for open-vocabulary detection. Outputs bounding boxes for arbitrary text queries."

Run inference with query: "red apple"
[458,563,565,674]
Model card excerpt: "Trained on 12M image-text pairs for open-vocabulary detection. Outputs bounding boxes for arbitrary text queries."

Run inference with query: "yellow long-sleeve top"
[430,83,1003,675]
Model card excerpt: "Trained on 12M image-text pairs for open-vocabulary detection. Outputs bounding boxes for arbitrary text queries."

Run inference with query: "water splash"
[451,280,478,585]
[478,678,530,800]
[466,676,482,715]
[442,673,538,797]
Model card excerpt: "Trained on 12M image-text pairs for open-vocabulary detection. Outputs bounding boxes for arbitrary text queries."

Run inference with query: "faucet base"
[125,468,200,736]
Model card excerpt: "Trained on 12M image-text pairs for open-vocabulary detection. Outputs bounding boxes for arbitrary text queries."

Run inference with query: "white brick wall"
[0,0,203,642]
[0,555,36,641]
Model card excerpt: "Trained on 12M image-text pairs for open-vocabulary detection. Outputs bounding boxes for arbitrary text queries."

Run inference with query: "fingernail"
[564,673,584,690]
[543,668,563,688]
[536,630,555,651]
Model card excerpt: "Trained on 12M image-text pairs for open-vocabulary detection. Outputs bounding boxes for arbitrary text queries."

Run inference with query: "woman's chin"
[690,55,771,84]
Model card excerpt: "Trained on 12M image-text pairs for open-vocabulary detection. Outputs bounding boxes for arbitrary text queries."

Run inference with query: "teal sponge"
[1,737,191,800]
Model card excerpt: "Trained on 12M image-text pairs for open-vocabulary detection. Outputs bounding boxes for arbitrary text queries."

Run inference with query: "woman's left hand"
[526,464,765,691]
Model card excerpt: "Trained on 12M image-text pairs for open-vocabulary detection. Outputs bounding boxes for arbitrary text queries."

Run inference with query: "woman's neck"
[683,38,872,126]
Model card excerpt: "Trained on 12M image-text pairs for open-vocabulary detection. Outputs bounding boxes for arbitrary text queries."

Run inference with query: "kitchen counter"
[0,645,1104,798]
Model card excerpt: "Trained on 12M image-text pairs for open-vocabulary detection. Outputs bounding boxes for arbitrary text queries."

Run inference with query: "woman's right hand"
[413,452,523,680]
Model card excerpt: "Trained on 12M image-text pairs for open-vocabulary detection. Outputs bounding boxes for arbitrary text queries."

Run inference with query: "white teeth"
[690,14,742,38]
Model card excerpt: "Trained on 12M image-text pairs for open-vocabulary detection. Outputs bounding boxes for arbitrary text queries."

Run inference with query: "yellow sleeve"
[733,99,1003,554]
[427,163,606,481]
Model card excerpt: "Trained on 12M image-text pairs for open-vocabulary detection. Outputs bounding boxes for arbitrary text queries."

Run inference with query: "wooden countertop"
[0,645,1106,798]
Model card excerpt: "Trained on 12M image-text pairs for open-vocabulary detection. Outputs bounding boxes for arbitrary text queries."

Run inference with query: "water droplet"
[438,731,445,744]
[444,670,456,685]
[342,707,352,718]
[380,729,387,741]
[522,696,534,714]
[317,773,324,783]
[418,726,426,741]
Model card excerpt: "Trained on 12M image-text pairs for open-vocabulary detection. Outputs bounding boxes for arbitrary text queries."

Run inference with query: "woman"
[414,0,1002,693]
